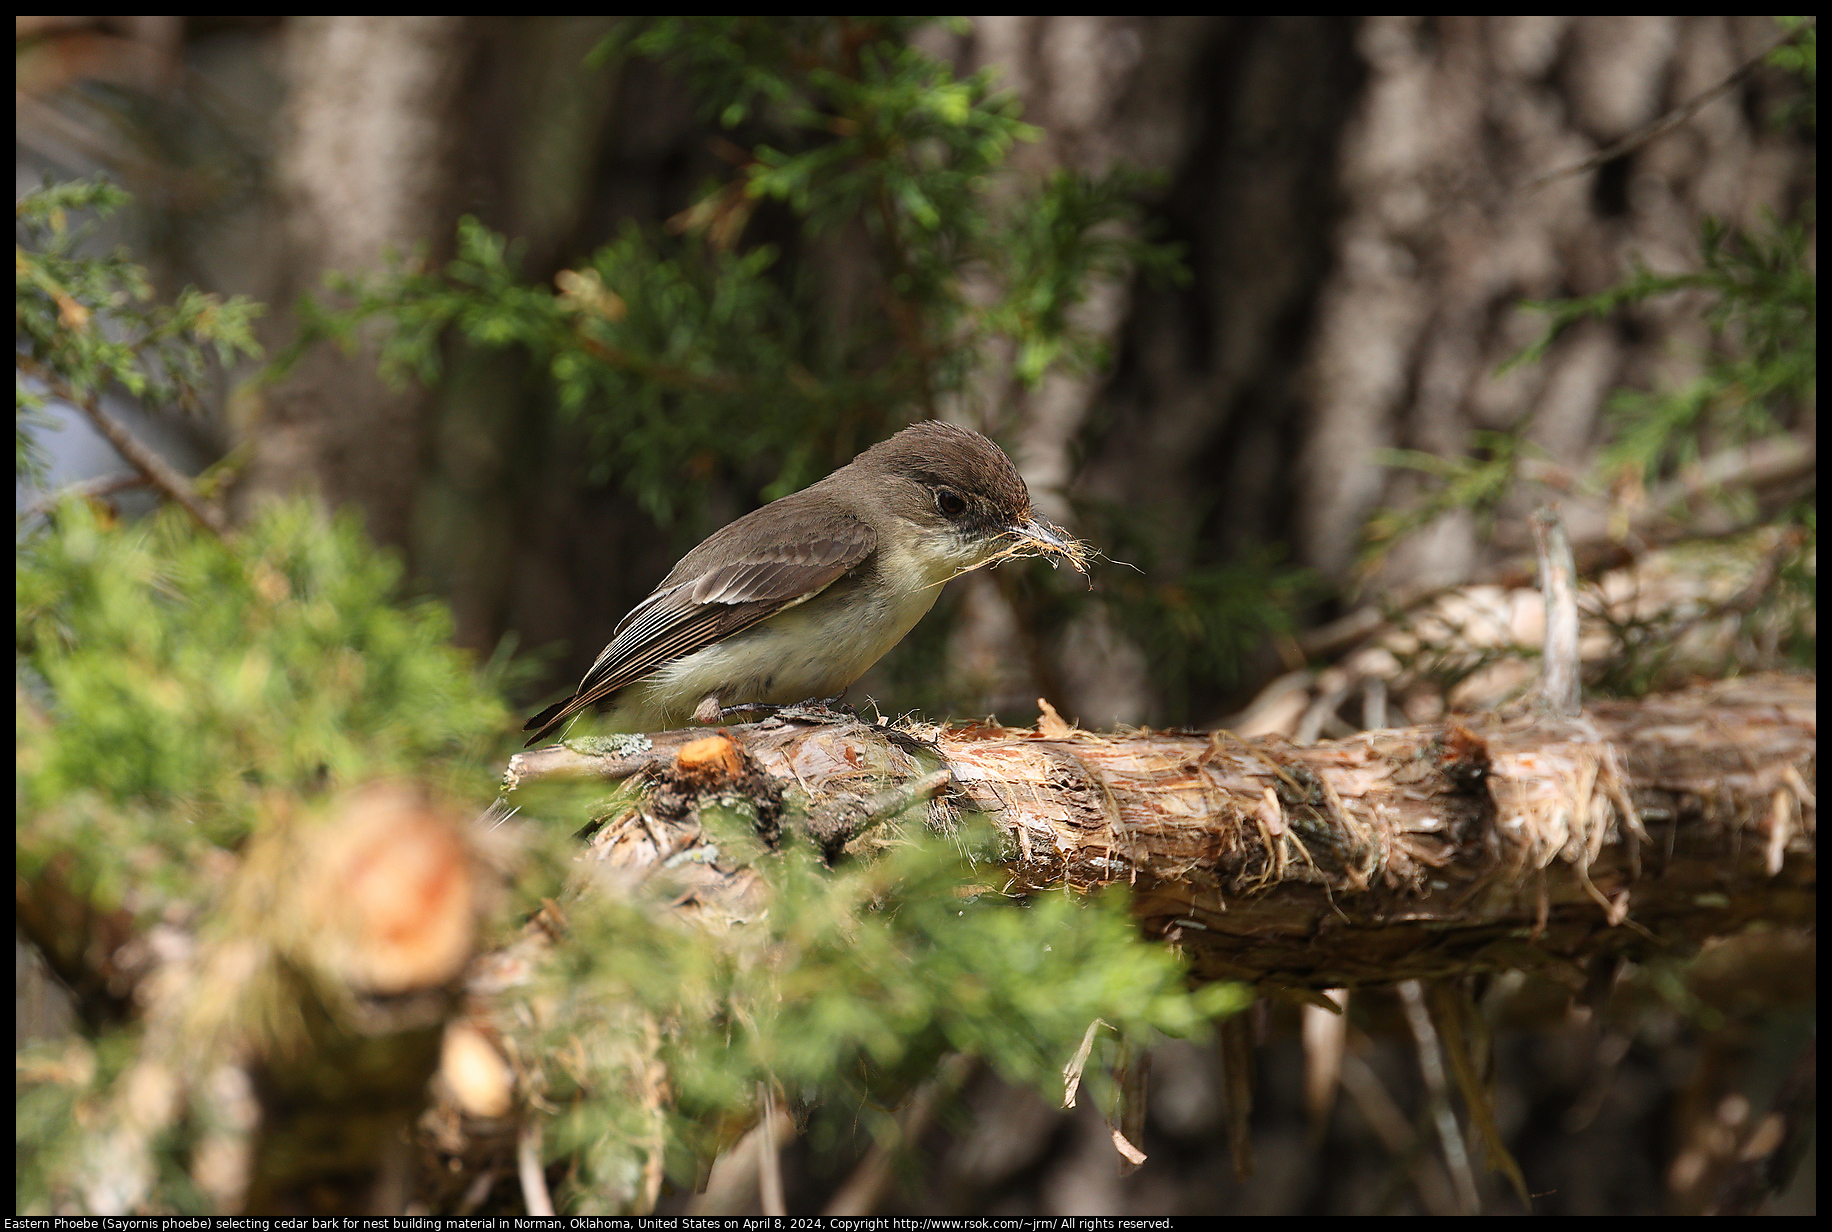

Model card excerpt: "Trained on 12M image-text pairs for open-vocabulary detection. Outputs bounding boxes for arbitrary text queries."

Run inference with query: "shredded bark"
[510,673,1815,989]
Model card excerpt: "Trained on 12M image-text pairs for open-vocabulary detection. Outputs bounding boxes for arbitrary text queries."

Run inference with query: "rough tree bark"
[1298,15,1809,589]
[508,672,1815,990]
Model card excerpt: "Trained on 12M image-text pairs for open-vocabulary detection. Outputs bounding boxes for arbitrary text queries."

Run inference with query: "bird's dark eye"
[934,487,967,517]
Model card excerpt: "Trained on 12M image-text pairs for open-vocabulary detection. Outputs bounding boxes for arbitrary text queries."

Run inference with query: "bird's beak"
[1007,516,1088,574]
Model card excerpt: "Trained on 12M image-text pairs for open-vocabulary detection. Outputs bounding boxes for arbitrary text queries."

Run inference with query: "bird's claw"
[717,696,856,725]
[775,696,858,724]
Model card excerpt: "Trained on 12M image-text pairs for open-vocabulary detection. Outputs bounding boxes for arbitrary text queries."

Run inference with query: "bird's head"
[853,421,1088,578]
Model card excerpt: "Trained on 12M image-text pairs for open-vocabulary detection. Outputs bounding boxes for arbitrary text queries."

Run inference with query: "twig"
[17,355,230,538]
[1062,1017,1109,1109]
[1340,1051,1458,1216]
[1303,990,1350,1142]
[572,332,741,394]
[1302,435,1813,665]
[686,1109,798,1215]
[1398,980,1481,1214]
[1506,435,1815,557]
[757,1082,786,1217]
[16,471,150,520]
[1362,677,1389,731]
[1113,1035,1150,1174]
[1526,19,1815,190]
[1296,675,1355,744]
[516,1120,554,1216]
[1220,1012,1256,1180]
[1531,505,1581,717]
[1637,524,1807,651]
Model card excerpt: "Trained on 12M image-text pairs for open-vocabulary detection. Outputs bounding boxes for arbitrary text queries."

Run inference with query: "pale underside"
[589,524,990,734]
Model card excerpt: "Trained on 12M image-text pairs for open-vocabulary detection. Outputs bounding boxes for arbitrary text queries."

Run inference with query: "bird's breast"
[623,540,962,726]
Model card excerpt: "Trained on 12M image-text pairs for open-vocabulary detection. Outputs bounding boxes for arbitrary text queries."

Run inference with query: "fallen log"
[507,672,1815,990]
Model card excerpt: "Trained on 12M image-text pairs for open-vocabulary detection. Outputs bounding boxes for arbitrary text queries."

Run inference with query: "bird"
[522,421,1081,745]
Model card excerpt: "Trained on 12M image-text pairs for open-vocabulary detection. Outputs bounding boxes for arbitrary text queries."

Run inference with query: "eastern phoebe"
[523,421,1081,745]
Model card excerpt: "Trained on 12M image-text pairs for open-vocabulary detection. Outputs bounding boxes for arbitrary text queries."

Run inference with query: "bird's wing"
[522,512,875,743]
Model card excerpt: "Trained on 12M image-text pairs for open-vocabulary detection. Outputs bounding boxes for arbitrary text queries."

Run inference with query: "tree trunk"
[1059,15,1811,725]
[237,16,476,554]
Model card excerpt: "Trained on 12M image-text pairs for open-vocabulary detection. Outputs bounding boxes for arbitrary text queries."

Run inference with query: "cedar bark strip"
[509,673,1814,989]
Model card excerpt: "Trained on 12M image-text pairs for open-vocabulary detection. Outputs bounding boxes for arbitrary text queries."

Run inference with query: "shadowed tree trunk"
[1048,15,1808,727]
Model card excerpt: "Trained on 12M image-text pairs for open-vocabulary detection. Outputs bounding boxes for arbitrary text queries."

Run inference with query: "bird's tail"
[521,696,575,747]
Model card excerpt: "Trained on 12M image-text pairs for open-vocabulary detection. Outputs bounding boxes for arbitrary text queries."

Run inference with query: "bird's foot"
[713,700,775,722]
[715,695,856,725]
[773,695,858,724]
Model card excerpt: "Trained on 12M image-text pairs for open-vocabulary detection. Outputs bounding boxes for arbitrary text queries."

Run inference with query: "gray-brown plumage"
[522,421,1077,745]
